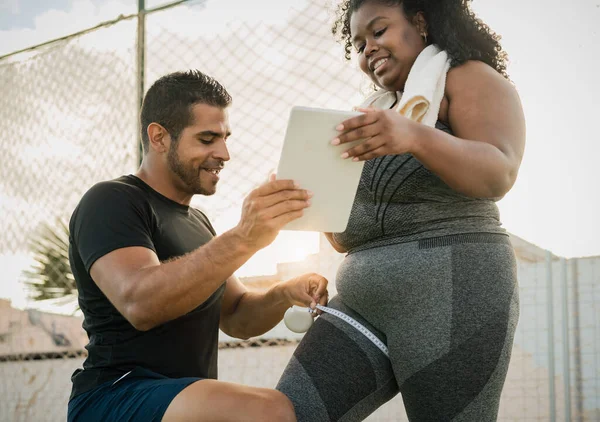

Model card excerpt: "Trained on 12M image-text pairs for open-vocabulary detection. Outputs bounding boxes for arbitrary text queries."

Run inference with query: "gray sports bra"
[333,121,506,253]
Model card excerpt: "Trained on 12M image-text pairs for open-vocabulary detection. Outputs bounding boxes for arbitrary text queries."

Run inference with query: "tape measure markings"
[313,304,389,358]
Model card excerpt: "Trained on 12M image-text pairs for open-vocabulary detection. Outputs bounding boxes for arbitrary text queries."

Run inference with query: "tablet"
[276,106,366,232]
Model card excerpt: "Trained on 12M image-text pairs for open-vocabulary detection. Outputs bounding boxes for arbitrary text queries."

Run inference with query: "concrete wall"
[1,342,597,422]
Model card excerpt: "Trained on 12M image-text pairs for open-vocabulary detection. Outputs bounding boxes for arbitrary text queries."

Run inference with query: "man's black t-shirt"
[68,175,225,399]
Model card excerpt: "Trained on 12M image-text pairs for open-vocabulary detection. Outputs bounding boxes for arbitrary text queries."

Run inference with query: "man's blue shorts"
[67,367,202,422]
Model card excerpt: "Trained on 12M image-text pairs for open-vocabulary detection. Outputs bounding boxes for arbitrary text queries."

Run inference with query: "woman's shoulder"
[443,60,517,112]
[446,60,514,97]
[439,60,515,124]
[447,59,499,78]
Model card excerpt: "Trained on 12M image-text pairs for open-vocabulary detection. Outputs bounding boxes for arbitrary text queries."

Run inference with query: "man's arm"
[89,179,311,331]
[219,274,328,340]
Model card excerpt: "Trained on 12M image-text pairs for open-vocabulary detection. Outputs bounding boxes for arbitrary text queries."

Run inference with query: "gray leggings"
[277,233,519,421]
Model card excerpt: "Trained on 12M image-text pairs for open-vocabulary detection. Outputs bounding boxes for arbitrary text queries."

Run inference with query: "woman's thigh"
[389,238,519,421]
[276,296,398,422]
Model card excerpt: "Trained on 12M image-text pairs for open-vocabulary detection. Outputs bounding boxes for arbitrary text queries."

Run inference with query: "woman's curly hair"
[332,0,509,79]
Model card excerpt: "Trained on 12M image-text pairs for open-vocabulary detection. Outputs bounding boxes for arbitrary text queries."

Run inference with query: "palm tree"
[22,220,77,307]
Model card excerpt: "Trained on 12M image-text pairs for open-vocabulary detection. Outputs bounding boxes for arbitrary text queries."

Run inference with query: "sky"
[0,0,599,310]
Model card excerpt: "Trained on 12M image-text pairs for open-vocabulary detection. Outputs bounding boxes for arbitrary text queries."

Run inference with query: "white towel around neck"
[359,44,451,128]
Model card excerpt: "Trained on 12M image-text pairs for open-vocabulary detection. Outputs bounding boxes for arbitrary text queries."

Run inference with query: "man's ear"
[147,123,171,153]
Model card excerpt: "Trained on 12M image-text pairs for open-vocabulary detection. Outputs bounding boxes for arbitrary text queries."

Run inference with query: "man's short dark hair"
[140,70,232,153]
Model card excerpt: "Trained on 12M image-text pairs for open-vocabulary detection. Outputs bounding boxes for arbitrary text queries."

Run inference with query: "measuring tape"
[311,305,389,358]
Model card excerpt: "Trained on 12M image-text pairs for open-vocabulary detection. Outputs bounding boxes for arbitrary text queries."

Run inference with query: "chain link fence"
[0,14,139,314]
[0,0,598,421]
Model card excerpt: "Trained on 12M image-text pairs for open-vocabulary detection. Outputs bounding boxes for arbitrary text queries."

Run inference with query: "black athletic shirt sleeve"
[70,180,157,273]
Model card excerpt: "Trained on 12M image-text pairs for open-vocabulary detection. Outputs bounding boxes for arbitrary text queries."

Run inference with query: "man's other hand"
[280,273,329,315]
[234,175,312,251]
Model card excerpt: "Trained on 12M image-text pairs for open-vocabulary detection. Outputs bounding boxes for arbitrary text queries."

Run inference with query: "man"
[67,70,328,422]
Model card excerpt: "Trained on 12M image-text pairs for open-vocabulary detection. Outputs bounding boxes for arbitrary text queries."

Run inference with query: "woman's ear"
[413,11,428,36]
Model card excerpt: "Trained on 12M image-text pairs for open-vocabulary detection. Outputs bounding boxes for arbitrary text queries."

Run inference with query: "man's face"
[167,103,231,196]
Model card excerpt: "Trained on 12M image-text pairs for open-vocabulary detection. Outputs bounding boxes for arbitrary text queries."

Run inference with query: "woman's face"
[350,2,426,92]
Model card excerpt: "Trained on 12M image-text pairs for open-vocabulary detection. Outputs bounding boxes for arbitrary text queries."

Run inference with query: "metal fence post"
[561,258,572,421]
[547,250,556,422]
[571,258,584,421]
[136,0,146,166]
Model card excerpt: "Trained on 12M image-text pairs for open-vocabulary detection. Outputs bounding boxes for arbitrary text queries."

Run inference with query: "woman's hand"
[331,107,420,161]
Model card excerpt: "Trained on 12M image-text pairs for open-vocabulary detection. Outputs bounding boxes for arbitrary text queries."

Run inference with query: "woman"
[277,1,525,421]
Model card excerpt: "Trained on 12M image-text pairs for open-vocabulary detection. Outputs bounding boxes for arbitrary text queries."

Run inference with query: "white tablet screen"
[276,106,366,232]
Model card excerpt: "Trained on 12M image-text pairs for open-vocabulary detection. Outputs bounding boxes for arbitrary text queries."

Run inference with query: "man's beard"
[167,143,216,196]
